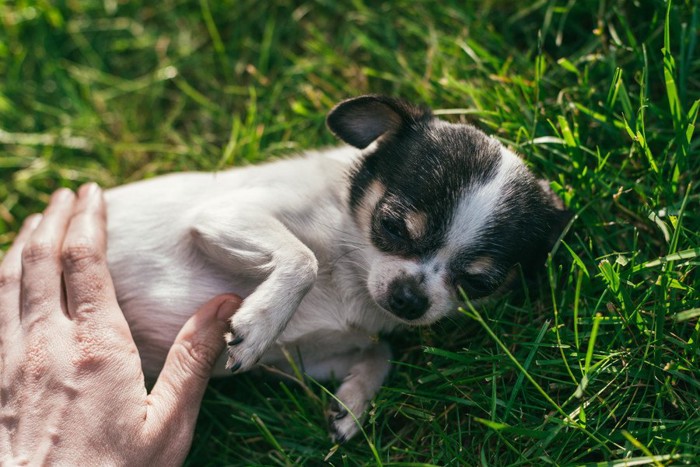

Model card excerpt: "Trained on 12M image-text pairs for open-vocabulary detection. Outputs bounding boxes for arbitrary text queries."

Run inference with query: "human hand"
[0,184,241,465]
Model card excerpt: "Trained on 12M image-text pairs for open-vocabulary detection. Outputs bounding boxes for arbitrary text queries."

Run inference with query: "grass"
[1,0,699,465]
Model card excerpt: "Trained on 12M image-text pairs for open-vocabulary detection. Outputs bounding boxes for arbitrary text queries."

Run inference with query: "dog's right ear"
[326,95,431,149]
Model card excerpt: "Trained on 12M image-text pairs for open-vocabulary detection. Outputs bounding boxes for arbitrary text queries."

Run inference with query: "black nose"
[387,278,429,320]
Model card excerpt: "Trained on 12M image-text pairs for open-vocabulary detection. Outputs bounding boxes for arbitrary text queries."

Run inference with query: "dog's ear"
[326,95,432,149]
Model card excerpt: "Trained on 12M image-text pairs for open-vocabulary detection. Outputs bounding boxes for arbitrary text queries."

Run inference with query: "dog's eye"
[453,273,496,300]
[380,216,408,241]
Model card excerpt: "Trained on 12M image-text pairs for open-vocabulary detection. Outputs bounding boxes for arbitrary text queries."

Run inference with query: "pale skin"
[0,183,241,465]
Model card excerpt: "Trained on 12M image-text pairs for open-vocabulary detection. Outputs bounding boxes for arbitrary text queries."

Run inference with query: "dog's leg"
[327,342,392,443]
[190,211,318,372]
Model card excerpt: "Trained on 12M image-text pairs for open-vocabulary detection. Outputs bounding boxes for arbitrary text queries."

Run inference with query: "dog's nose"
[387,278,429,320]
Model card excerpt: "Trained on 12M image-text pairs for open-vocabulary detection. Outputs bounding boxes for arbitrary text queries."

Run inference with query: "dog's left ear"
[326,95,431,149]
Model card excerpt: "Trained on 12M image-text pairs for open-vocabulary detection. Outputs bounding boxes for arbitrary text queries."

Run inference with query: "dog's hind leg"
[325,342,392,443]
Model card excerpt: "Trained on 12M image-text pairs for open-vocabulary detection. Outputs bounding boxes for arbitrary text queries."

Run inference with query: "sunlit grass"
[1,0,698,465]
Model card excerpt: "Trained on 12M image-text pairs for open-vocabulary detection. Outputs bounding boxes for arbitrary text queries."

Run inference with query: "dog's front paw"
[224,313,275,373]
[327,384,370,443]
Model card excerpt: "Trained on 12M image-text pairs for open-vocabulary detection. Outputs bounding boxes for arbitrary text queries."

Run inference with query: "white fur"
[107,147,393,361]
[106,147,397,442]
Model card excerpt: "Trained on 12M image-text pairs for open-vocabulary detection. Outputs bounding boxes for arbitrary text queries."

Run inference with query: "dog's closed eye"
[380,215,409,241]
[453,272,499,299]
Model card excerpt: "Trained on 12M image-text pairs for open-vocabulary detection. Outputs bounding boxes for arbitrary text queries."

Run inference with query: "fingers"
[20,189,76,321]
[61,183,121,320]
[147,295,241,432]
[0,214,42,330]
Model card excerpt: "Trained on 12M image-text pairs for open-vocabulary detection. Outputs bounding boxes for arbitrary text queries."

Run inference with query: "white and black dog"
[105,95,569,442]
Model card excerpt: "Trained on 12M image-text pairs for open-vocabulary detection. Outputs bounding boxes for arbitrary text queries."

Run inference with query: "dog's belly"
[112,264,377,379]
[108,231,389,379]
[109,256,252,377]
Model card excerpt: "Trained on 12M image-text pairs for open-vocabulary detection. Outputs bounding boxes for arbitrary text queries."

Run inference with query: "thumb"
[147,294,241,427]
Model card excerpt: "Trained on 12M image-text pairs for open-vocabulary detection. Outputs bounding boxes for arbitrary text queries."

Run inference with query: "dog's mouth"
[373,301,426,326]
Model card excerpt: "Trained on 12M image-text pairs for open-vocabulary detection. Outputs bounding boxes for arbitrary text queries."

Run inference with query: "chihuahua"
[105,95,568,442]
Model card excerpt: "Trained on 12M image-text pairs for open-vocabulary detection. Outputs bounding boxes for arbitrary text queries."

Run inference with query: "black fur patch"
[363,121,503,257]
[333,97,502,256]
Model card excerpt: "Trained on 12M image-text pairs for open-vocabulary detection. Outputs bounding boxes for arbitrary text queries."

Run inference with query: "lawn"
[1,0,699,465]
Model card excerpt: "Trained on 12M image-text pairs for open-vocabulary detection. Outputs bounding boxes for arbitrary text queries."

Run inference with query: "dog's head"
[327,95,570,325]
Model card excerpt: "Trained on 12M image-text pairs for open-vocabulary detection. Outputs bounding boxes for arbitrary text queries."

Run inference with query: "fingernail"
[24,214,43,230]
[216,297,241,321]
[52,188,74,203]
[79,182,100,199]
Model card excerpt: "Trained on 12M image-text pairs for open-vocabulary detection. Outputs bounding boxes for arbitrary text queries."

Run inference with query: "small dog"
[105,95,568,442]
